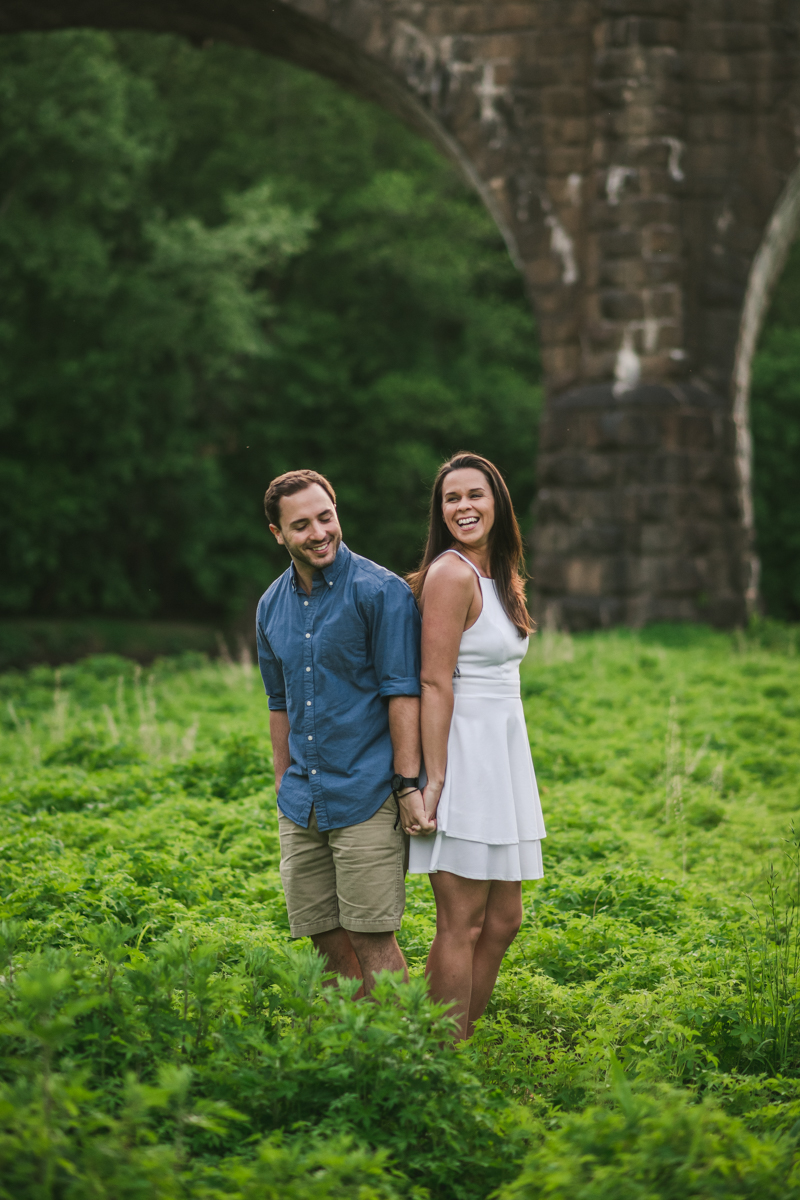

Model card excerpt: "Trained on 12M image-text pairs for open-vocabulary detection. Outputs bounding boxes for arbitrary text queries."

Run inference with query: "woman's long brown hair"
[407,452,533,637]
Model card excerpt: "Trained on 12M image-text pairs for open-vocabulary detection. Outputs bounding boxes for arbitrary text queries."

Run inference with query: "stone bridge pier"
[4,0,800,628]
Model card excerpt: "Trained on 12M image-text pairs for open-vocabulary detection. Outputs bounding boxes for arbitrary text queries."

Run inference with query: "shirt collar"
[289,541,350,592]
[320,541,350,588]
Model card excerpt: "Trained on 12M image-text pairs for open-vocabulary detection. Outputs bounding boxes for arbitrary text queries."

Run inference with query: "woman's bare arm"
[419,556,480,819]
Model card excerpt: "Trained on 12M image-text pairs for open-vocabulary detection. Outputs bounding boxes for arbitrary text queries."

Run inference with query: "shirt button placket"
[304,587,318,797]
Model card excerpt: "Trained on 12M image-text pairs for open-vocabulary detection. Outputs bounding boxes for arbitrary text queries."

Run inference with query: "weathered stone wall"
[2,0,799,627]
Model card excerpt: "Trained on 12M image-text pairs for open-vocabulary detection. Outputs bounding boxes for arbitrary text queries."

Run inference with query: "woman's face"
[441,468,495,550]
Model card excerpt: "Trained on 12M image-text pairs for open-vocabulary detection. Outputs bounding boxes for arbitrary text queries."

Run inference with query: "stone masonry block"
[564,557,608,596]
[517,58,589,87]
[604,17,684,47]
[532,554,569,592]
[634,487,682,522]
[702,21,771,53]
[599,412,663,449]
[541,86,588,117]
[598,258,649,287]
[640,523,685,555]
[524,257,565,288]
[597,228,642,258]
[686,111,736,141]
[688,82,752,112]
[541,344,581,387]
[644,260,683,285]
[677,414,715,450]
[543,116,590,145]
[600,289,645,319]
[647,286,682,317]
[545,146,590,174]
[539,452,615,487]
[692,52,737,82]
[437,5,540,36]
[642,224,682,258]
[599,0,687,16]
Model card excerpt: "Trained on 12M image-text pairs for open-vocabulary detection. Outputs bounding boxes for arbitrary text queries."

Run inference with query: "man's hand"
[397,788,436,836]
[269,710,291,797]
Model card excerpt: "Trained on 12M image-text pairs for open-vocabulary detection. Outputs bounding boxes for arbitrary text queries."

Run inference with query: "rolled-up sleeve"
[367,579,421,699]
[256,609,287,711]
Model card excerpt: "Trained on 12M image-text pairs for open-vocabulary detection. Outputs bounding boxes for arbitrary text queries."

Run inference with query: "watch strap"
[391,774,420,830]
[391,774,419,796]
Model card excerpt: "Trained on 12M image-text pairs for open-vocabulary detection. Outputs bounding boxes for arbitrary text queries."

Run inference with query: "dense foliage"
[751,241,800,621]
[2,625,800,1196]
[0,30,540,624]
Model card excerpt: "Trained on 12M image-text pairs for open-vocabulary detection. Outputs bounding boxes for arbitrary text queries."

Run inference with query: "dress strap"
[439,548,484,579]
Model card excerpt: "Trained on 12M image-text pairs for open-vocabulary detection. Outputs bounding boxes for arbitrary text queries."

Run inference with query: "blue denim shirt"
[256,542,421,830]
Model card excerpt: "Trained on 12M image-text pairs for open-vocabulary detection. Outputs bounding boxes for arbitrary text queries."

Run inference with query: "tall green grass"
[1,625,800,1197]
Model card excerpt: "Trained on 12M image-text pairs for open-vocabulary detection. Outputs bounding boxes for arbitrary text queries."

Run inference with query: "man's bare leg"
[312,928,363,996]
[347,930,408,995]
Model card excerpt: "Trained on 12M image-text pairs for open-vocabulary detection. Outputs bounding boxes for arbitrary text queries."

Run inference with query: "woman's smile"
[441,468,496,548]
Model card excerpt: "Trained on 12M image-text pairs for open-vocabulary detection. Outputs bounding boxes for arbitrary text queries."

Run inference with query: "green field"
[2,624,800,1198]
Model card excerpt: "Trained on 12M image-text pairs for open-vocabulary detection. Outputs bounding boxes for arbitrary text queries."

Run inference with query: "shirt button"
[304,601,309,606]
[311,769,317,775]
[305,633,311,638]
[308,735,313,741]
[307,701,311,706]
[306,667,311,672]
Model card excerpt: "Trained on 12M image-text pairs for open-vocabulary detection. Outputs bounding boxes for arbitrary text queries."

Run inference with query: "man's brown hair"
[264,470,337,528]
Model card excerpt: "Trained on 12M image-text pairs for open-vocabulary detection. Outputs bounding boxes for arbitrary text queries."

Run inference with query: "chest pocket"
[316,604,369,675]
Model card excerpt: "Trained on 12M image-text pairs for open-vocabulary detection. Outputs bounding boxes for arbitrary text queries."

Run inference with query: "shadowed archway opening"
[732,163,800,622]
[746,237,800,622]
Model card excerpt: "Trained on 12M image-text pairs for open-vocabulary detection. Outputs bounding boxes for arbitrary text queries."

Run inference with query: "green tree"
[0,31,541,623]
[0,32,310,619]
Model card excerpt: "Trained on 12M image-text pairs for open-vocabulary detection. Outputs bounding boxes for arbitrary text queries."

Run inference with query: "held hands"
[397,788,437,836]
[422,780,442,827]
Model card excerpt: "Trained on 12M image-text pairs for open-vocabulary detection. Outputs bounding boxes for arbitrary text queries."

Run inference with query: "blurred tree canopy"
[751,241,800,621]
[0,31,541,623]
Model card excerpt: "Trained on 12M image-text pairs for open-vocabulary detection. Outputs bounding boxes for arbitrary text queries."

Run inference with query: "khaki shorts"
[278,795,407,938]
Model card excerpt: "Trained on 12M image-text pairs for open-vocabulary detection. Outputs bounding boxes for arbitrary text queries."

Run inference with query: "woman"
[407,452,546,1040]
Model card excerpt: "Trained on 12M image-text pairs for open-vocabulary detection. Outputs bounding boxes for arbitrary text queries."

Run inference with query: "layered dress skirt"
[408,550,546,882]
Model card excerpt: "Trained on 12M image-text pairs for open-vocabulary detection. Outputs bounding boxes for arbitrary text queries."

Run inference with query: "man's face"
[270,483,342,573]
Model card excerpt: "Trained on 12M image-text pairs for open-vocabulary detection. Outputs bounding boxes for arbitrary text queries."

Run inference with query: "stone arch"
[0,2,530,268]
[730,162,800,615]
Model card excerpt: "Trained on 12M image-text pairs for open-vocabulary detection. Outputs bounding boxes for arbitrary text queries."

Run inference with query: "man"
[257,469,433,992]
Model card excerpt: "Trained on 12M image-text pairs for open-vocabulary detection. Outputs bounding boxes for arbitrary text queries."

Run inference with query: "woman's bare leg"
[426,872,491,1040]
[466,881,522,1036]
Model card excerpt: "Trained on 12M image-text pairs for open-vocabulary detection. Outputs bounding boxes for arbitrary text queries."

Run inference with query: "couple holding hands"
[256,453,546,1040]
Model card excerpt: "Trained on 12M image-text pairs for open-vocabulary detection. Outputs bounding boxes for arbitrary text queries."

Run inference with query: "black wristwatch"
[391,773,420,799]
[391,774,420,830]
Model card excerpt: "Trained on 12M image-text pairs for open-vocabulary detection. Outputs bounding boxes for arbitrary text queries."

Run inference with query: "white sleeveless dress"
[408,550,546,881]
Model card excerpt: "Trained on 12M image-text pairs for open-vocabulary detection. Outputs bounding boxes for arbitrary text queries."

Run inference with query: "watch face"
[392,774,417,792]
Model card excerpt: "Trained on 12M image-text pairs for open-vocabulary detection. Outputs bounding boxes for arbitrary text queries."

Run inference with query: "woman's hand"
[398,788,436,836]
[421,780,442,828]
